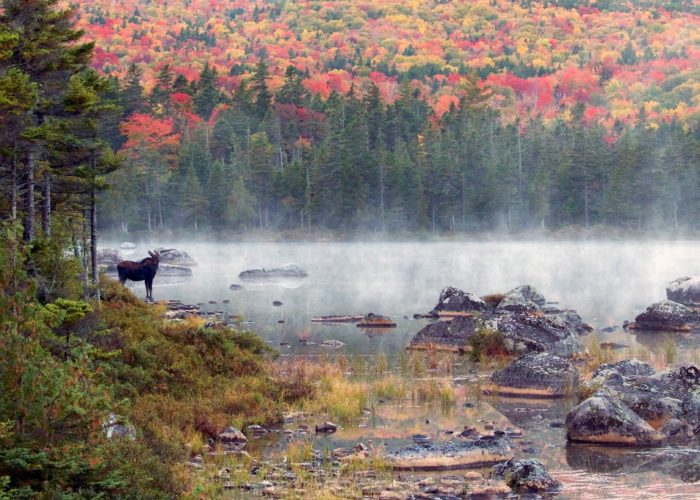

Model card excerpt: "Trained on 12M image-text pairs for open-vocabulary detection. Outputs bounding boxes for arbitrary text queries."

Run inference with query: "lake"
[106,239,700,498]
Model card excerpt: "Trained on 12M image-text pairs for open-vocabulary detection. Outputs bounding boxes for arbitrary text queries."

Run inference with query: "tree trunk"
[23,150,35,241]
[41,171,51,237]
[90,183,98,285]
[379,163,386,232]
[11,147,18,221]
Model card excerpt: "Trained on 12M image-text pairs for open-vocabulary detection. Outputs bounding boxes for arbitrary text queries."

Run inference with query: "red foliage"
[120,114,181,154]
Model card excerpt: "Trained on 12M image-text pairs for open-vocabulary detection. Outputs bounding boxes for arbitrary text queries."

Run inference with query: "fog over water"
[108,239,700,498]
[111,239,700,355]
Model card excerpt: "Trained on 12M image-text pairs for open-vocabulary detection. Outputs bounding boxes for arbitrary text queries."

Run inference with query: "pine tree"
[1,0,95,241]
[251,57,272,120]
[194,62,221,120]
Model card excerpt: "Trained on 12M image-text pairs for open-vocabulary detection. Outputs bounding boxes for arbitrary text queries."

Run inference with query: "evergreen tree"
[251,57,272,120]
[1,0,95,241]
[194,62,221,120]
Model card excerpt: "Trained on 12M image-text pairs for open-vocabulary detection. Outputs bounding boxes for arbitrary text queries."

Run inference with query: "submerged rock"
[567,361,700,446]
[239,264,308,281]
[229,284,244,290]
[430,286,489,316]
[119,241,136,249]
[490,459,561,493]
[566,443,700,484]
[667,276,700,307]
[632,300,697,332]
[385,436,513,470]
[488,352,579,398]
[357,313,396,328]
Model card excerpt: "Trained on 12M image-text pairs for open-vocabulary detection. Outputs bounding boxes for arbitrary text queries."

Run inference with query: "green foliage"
[467,328,508,362]
[0,224,294,497]
[43,298,93,327]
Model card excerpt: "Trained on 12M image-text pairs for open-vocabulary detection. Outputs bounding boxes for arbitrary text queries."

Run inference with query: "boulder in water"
[239,263,308,281]
[156,247,197,267]
[667,276,700,307]
[567,362,700,446]
[496,312,584,357]
[357,313,396,328]
[496,285,546,313]
[631,300,697,332]
[430,286,489,316]
[409,316,479,352]
[488,352,579,398]
[490,459,561,493]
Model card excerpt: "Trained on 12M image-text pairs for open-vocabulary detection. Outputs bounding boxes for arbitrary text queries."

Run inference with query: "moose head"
[117,249,167,302]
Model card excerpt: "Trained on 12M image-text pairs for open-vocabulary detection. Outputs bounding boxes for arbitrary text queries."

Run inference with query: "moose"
[117,250,165,302]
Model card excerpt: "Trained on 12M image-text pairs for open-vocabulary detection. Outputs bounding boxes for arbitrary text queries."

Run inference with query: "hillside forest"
[3,0,700,239]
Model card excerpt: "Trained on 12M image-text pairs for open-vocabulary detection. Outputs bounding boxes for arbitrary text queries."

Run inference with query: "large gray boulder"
[633,300,697,332]
[409,316,479,351]
[496,285,546,313]
[667,276,700,307]
[491,459,561,493]
[385,435,512,470]
[489,352,579,398]
[430,286,489,316]
[567,362,700,446]
[496,312,584,357]
[566,394,665,446]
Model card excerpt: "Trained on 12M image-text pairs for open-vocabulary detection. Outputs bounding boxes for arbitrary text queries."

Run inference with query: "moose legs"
[145,277,154,302]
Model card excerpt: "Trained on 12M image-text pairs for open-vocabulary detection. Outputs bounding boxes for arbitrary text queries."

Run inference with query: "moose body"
[117,250,160,301]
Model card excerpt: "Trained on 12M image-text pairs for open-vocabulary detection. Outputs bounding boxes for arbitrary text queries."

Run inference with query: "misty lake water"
[107,239,700,498]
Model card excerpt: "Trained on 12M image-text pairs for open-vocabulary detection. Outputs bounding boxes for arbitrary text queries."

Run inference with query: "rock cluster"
[410,285,590,357]
[566,359,700,446]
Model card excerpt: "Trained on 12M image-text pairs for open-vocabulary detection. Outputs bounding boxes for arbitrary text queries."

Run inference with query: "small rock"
[273,301,283,307]
[218,426,247,444]
[315,422,338,434]
[229,284,244,290]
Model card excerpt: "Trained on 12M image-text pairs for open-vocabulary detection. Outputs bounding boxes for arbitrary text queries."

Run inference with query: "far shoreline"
[99,225,700,244]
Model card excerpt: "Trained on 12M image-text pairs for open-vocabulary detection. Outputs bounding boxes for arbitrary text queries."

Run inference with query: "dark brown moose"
[117,250,162,302]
